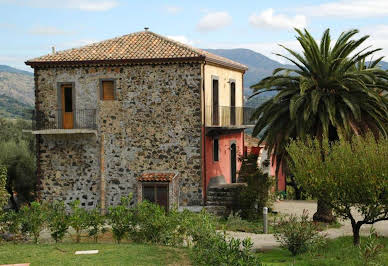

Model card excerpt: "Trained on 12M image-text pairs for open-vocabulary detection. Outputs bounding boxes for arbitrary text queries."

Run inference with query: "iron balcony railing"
[205,105,256,127]
[32,109,97,130]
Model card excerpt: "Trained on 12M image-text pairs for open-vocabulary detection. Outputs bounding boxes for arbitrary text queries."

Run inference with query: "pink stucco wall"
[204,131,244,189]
[270,159,286,191]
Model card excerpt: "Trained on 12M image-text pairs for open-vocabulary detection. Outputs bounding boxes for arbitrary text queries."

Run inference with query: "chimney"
[52,46,56,54]
[144,27,149,31]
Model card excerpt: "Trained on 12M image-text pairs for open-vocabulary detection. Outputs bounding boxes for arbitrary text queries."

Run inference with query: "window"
[64,86,73,112]
[142,183,169,210]
[230,81,236,125]
[101,80,115,100]
[212,77,219,125]
[213,138,219,161]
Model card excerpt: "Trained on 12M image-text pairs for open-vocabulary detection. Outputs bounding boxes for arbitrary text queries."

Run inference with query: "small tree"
[47,201,69,243]
[20,201,46,244]
[287,134,388,245]
[86,208,106,243]
[107,196,133,244]
[69,200,88,243]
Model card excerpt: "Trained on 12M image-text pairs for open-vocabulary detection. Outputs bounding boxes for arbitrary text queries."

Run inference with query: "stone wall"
[35,62,203,208]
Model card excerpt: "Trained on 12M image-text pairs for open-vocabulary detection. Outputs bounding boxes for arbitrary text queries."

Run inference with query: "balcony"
[31,109,97,135]
[205,105,256,129]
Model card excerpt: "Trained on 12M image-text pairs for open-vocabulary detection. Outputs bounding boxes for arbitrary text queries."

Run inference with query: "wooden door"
[61,85,74,129]
[212,79,219,125]
[230,82,236,125]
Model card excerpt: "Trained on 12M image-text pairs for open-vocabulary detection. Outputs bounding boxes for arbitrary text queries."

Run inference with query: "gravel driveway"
[228,200,388,251]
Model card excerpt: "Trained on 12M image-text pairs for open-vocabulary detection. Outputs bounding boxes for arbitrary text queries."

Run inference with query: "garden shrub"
[191,231,261,266]
[274,210,326,256]
[130,200,169,244]
[86,208,106,243]
[69,200,88,243]
[20,201,46,244]
[0,209,21,242]
[47,201,69,243]
[107,196,133,244]
[0,166,8,211]
[234,155,273,220]
[359,228,385,265]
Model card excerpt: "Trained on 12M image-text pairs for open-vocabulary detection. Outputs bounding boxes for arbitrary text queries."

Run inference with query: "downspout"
[100,134,106,214]
[202,62,207,204]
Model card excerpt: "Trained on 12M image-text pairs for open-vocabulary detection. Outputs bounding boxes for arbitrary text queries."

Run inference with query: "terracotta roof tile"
[138,172,177,182]
[26,31,247,71]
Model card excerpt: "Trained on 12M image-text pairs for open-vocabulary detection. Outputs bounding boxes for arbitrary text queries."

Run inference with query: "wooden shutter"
[102,80,114,100]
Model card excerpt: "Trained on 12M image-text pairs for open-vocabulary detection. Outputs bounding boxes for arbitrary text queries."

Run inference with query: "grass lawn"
[0,242,190,266]
[258,236,388,265]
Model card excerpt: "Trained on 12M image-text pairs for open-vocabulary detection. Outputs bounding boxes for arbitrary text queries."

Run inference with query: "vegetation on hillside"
[0,94,33,119]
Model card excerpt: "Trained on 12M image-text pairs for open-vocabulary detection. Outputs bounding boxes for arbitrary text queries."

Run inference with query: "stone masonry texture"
[36,63,203,209]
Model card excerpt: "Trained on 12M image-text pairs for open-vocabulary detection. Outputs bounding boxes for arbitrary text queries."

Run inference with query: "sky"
[1,0,388,71]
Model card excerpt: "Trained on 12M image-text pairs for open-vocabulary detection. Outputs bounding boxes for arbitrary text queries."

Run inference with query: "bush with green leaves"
[86,208,106,243]
[274,210,326,256]
[234,155,273,219]
[0,166,8,211]
[359,228,385,266]
[0,209,21,242]
[287,134,388,245]
[107,196,133,244]
[130,200,170,244]
[20,201,46,244]
[191,231,261,266]
[47,201,69,243]
[69,200,89,243]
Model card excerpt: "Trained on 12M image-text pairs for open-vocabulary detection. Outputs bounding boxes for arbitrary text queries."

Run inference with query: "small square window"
[142,183,169,211]
[101,80,115,100]
[213,138,219,162]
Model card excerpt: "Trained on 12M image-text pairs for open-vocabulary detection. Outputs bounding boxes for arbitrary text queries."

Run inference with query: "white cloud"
[197,11,232,32]
[303,0,388,18]
[167,35,195,46]
[165,6,181,14]
[249,9,306,30]
[29,26,71,36]
[0,0,118,11]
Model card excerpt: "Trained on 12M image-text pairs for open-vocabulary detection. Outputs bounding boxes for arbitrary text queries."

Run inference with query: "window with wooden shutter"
[101,80,115,100]
[142,183,169,211]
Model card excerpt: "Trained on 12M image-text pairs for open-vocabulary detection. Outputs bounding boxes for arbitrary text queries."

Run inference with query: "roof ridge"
[145,31,204,57]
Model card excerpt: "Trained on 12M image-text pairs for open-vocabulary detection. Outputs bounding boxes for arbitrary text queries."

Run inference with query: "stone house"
[26,30,254,211]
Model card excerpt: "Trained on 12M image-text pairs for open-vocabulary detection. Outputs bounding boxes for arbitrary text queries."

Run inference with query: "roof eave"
[204,57,248,73]
[25,56,206,68]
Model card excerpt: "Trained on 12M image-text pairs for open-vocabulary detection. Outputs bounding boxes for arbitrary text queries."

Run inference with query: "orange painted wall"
[205,131,244,188]
[269,157,286,191]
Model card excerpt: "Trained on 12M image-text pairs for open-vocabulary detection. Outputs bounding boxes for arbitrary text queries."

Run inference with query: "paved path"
[228,200,388,251]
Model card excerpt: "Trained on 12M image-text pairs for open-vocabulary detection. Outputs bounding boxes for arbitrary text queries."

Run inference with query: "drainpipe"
[202,62,207,204]
[100,134,106,214]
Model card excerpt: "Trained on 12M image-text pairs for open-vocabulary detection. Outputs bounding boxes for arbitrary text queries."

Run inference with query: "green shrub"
[274,210,326,256]
[0,210,21,242]
[234,155,273,219]
[130,200,169,244]
[359,228,385,266]
[69,200,88,243]
[107,196,133,244]
[20,201,46,244]
[0,166,8,210]
[86,208,106,243]
[191,231,261,266]
[47,201,69,243]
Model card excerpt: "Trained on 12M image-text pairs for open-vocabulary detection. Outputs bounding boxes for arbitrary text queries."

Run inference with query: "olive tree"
[287,134,388,245]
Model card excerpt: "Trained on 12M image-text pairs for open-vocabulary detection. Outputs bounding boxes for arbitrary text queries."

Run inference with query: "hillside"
[0,65,34,106]
[0,94,32,119]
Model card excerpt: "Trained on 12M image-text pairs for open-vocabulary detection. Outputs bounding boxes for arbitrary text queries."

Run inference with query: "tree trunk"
[313,199,336,223]
[351,222,361,245]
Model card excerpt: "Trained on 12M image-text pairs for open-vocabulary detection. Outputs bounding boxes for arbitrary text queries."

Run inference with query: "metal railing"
[32,109,97,130]
[205,106,256,127]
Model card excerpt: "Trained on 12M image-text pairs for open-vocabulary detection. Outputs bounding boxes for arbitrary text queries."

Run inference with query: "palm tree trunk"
[313,199,336,223]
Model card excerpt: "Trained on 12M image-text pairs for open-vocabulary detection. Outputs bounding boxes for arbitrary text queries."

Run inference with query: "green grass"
[258,236,388,265]
[0,242,190,266]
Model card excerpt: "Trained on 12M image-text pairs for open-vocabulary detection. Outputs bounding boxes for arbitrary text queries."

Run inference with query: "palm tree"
[250,28,388,223]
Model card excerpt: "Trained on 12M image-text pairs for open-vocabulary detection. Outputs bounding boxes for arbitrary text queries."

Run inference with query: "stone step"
[206,201,233,206]
[206,196,234,202]
[204,206,228,216]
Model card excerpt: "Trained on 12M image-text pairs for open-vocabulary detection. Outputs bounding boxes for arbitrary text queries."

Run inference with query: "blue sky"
[1,0,388,71]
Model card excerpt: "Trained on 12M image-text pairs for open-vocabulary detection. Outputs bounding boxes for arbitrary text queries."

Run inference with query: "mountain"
[377,61,388,70]
[0,94,32,119]
[0,65,34,107]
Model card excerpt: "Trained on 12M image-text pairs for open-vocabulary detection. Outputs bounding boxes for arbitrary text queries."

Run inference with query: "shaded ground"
[228,200,388,251]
